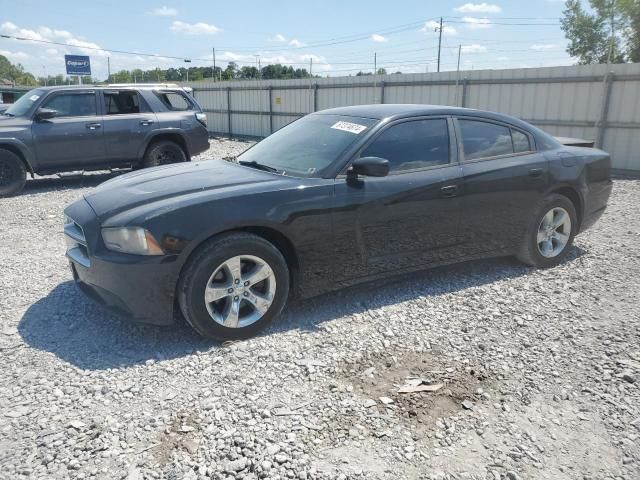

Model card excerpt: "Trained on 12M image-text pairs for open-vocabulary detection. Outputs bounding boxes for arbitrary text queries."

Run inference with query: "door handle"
[440,185,459,198]
[85,123,101,130]
[140,120,154,126]
[528,168,543,177]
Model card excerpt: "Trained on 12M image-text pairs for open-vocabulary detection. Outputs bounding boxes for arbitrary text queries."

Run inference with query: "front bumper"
[64,198,180,326]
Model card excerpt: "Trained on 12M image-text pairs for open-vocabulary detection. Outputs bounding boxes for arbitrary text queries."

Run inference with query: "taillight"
[195,112,207,127]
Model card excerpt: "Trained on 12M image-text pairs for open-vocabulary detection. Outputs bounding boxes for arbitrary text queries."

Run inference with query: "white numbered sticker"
[29,95,40,102]
[331,121,367,134]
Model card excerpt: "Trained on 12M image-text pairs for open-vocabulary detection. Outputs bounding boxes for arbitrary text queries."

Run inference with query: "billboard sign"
[64,55,91,76]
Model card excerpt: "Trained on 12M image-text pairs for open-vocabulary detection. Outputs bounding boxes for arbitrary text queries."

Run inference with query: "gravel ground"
[0,139,639,480]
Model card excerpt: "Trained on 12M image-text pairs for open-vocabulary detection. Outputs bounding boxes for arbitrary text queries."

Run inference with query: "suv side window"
[42,93,97,117]
[155,91,193,111]
[458,119,513,160]
[361,119,450,173]
[104,90,147,115]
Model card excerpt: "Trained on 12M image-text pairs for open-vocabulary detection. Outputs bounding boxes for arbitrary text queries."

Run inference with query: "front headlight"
[101,227,164,255]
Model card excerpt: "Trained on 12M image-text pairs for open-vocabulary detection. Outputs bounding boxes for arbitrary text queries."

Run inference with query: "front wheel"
[517,193,578,268]
[0,149,27,197]
[178,233,290,340]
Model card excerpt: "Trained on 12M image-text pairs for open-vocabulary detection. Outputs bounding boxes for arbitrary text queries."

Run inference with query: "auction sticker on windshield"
[331,121,368,134]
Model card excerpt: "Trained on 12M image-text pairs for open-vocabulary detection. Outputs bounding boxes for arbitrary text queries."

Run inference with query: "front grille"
[64,216,90,268]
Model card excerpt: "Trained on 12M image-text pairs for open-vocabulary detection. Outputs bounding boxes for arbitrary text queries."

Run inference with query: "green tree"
[0,54,37,86]
[561,0,635,64]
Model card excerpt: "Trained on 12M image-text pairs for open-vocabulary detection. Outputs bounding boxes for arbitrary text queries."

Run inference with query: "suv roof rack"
[106,83,193,93]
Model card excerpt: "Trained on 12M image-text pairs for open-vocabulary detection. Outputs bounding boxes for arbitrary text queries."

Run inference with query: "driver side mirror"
[349,157,390,178]
[34,108,58,121]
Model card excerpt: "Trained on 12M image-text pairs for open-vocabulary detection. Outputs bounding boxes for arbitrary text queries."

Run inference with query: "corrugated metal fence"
[184,63,640,173]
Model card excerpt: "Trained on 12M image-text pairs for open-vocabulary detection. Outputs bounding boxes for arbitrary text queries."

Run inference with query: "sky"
[0,0,573,80]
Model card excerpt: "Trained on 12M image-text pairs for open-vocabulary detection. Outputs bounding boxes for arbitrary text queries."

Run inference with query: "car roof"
[314,103,529,126]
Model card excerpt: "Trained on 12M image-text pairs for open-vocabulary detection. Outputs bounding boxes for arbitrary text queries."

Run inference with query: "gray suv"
[0,84,210,196]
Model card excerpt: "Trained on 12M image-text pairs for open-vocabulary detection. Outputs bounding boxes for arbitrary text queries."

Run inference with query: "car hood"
[84,160,293,220]
[0,115,31,132]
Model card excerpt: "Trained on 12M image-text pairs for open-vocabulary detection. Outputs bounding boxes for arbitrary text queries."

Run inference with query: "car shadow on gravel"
[22,171,124,195]
[18,248,586,371]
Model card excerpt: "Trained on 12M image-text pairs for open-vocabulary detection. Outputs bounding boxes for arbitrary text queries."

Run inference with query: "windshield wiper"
[238,160,283,174]
[2,112,14,117]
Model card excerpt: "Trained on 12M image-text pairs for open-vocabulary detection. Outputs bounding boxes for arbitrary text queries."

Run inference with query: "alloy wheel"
[203,255,276,328]
[536,207,572,258]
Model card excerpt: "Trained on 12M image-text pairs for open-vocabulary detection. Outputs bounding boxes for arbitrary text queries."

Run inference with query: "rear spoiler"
[555,137,595,148]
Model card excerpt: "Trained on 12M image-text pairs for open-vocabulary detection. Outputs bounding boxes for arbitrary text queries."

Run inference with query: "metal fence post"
[267,86,273,134]
[313,84,318,112]
[461,78,469,108]
[226,87,232,138]
[380,80,385,104]
[595,71,614,149]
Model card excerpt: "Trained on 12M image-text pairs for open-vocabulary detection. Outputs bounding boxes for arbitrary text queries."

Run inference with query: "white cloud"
[462,17,492,29]
[272,33,287,42]
[461,44,487,53]
[454,3,501,13]
[497,56,509,61]
[421,20,457,36]
[147,6,178,16]
[288,39,304,47]
[0,49,30,60]
[530,43,559,50]
[370,34,388,43]
[169,21,221,35]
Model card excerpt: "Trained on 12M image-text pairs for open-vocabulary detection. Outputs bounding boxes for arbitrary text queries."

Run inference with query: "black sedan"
[64,105,612,339]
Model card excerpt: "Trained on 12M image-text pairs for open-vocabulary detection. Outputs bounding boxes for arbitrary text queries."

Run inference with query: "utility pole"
[373,52,377,103]
[107,57,111,83]
[212,47,216,81]
[455,44,462,106]
[437,17,443,73]
[309,57,313,77]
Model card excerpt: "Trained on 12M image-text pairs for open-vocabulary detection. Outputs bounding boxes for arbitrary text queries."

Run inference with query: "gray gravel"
[0,139,639,480]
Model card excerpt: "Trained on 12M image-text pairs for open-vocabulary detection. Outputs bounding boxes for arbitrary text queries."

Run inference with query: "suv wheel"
[178,233,290,340]
[0,149,27,197]
[517,193,578,268]
[143,140,186,168]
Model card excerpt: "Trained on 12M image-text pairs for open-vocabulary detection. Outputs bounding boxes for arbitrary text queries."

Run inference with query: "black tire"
[0,149,27,197]
[178,232,290,340]
[142,140,186,168]
[517,193,578,268]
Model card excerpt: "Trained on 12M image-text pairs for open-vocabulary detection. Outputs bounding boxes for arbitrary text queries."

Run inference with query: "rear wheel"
[178,233,290,340]
[517,193,578,268]
[143,140,186,168]
[0,149,27,197]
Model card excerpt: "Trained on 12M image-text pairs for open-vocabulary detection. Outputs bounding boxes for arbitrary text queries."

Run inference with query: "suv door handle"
[140,120,154,126]
[528,168,543,177]
[85,123,101,130]
[440,185,459,198]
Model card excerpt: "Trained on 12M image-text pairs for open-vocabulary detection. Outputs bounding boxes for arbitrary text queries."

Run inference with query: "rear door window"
[458,119,514,160]
[155,91,193,111]
[42,93,97,117]
[512,129,531,153]
[104,90,147,114]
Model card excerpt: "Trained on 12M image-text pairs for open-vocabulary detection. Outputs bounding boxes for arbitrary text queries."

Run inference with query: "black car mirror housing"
[349,157,390,178]
[34,108,58,121]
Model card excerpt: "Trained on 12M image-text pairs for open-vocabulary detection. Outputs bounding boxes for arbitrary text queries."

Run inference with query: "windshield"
[238,114,378,177]
[4,89,46,117]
